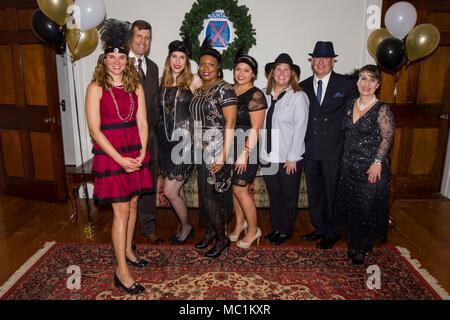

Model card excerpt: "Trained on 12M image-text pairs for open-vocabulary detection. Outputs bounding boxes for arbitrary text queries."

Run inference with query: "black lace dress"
[336,99,395,253]
[232,86,267,186]
[189,80,237,241]
[158,86,194,181]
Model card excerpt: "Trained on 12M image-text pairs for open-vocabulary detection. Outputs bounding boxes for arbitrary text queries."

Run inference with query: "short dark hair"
[130,20,152,33]
[358,64,381,82]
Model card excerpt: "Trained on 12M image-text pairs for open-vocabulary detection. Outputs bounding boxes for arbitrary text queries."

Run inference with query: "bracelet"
[373,159,382,166]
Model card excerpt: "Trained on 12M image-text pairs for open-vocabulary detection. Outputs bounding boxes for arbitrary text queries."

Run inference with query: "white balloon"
[384,1,417,39]
[74,0,105,31]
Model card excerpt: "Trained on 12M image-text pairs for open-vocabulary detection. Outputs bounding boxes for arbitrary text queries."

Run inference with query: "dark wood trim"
[0,131,6,192]
[44,45,66,201]
[442,51,450,117]
[20,129,33,183]
[0,106,50,131]
[2,180,58,201]
[0,0,38,9]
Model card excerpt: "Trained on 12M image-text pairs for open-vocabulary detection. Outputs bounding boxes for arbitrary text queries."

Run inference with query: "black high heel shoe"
[172,225,195,245]
[195,232,216,249]
[126,256,148,268]
[204,238,230,258]
[347,248,357,259]
[113,273,145,295]
[351,251,367,265]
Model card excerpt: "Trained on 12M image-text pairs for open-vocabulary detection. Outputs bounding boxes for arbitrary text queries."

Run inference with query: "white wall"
[60,0,382,166]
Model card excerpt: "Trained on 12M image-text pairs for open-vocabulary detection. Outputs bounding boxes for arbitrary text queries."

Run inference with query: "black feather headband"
[99,19,131,55]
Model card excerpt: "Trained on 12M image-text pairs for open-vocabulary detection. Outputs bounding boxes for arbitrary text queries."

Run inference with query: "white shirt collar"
[270,85,293,97]
[314,71,332,87]
[129,51,145,66]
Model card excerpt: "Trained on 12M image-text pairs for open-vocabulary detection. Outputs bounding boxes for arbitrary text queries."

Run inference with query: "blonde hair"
[160,54,193,89]
[265,65,301,95]
[91,54,140,92]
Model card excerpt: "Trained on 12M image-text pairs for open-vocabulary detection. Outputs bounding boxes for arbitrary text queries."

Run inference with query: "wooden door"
[381,0,450,196]
[0,0,66,201]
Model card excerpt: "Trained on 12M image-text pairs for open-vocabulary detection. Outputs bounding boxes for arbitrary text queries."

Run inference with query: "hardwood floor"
[0,194,449,296]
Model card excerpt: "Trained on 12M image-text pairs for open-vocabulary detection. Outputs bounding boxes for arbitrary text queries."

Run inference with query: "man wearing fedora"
[300,41,357,249]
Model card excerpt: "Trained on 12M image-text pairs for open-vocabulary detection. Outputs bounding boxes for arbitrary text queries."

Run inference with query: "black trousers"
[262,161,302,235]
[137,129,158,236]
[303,159,341,239]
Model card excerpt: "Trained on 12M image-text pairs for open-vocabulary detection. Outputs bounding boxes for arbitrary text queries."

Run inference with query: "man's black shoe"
[301,231,323,241]
[264,230,281,243]
[272,233,292,245]
[316,237,338,249]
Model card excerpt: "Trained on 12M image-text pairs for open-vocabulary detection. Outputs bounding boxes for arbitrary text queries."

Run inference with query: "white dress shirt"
[260,88,309,163]
[313,72,331,105]
[129,51,147,75]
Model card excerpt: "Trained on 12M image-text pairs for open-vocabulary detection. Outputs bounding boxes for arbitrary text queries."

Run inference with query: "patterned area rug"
[0,242,448,300]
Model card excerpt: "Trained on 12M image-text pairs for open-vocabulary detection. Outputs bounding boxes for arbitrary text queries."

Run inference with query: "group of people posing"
[86,19,395,294]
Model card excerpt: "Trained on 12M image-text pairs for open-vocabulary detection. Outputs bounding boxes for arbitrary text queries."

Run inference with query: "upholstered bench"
[156,169,309,209]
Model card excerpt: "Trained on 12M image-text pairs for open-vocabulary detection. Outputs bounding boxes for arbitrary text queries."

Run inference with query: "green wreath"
[180,0,256,70]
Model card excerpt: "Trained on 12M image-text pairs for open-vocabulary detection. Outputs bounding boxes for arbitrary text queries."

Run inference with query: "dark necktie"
[138,58,145,81]
[266,91,287,154]
[316,79,323,105]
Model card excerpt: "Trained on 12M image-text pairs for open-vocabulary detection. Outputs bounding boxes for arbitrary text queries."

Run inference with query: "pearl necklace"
[162,87,180,142]
[109,88,135,122]
[356,96,376,111]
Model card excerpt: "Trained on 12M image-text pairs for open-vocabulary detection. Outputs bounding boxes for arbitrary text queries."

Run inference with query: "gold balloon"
[37,0,73,25]
[66,28,98,61]
[406,24,441,61]
[367,28,392,58]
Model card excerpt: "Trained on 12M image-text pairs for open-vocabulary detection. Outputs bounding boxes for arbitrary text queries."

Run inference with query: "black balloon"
[31,9,66,48]
[376,37,406,73]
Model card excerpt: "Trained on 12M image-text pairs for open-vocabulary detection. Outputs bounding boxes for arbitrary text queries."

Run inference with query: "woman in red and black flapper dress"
[85,19,152,295]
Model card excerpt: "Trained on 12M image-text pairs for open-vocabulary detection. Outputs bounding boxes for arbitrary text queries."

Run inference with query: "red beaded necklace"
[109,87,135,122]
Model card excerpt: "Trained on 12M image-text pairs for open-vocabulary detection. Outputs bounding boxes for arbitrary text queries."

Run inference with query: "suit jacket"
[142,56,160,134]
[300,71,357,161]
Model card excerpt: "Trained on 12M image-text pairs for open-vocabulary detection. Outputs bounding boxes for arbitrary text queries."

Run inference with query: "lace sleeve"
[375,103,395,162]
[248,89,267,112]
[219,82,237,108]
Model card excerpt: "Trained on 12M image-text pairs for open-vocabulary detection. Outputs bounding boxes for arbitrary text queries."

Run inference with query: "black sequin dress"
[189,80,237,241]
[336,98,395,252]
[158,86,194,181]
[232,86,267,186]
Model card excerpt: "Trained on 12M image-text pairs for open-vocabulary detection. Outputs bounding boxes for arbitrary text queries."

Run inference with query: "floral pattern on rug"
[0,243,443,300]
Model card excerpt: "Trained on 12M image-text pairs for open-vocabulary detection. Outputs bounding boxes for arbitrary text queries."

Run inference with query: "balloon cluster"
[31,0,106,62]
[367,1,440,73]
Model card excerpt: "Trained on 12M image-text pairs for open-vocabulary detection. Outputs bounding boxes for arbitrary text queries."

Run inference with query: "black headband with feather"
[199,38,221,64]
[99,19,131,55]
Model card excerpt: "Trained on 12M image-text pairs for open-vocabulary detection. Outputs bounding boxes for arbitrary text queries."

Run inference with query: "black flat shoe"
[126,257,148,268]
[113,273,145,295]
[171,225,195,245]
[272,233,292,245]
[204,238,230,258]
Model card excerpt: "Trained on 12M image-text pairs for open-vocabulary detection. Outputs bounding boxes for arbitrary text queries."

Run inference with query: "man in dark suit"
[300,41,357,249]
[128,20,163,244]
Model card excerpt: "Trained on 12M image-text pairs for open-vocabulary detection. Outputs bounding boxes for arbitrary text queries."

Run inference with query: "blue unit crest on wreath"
[203,10,234,50]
